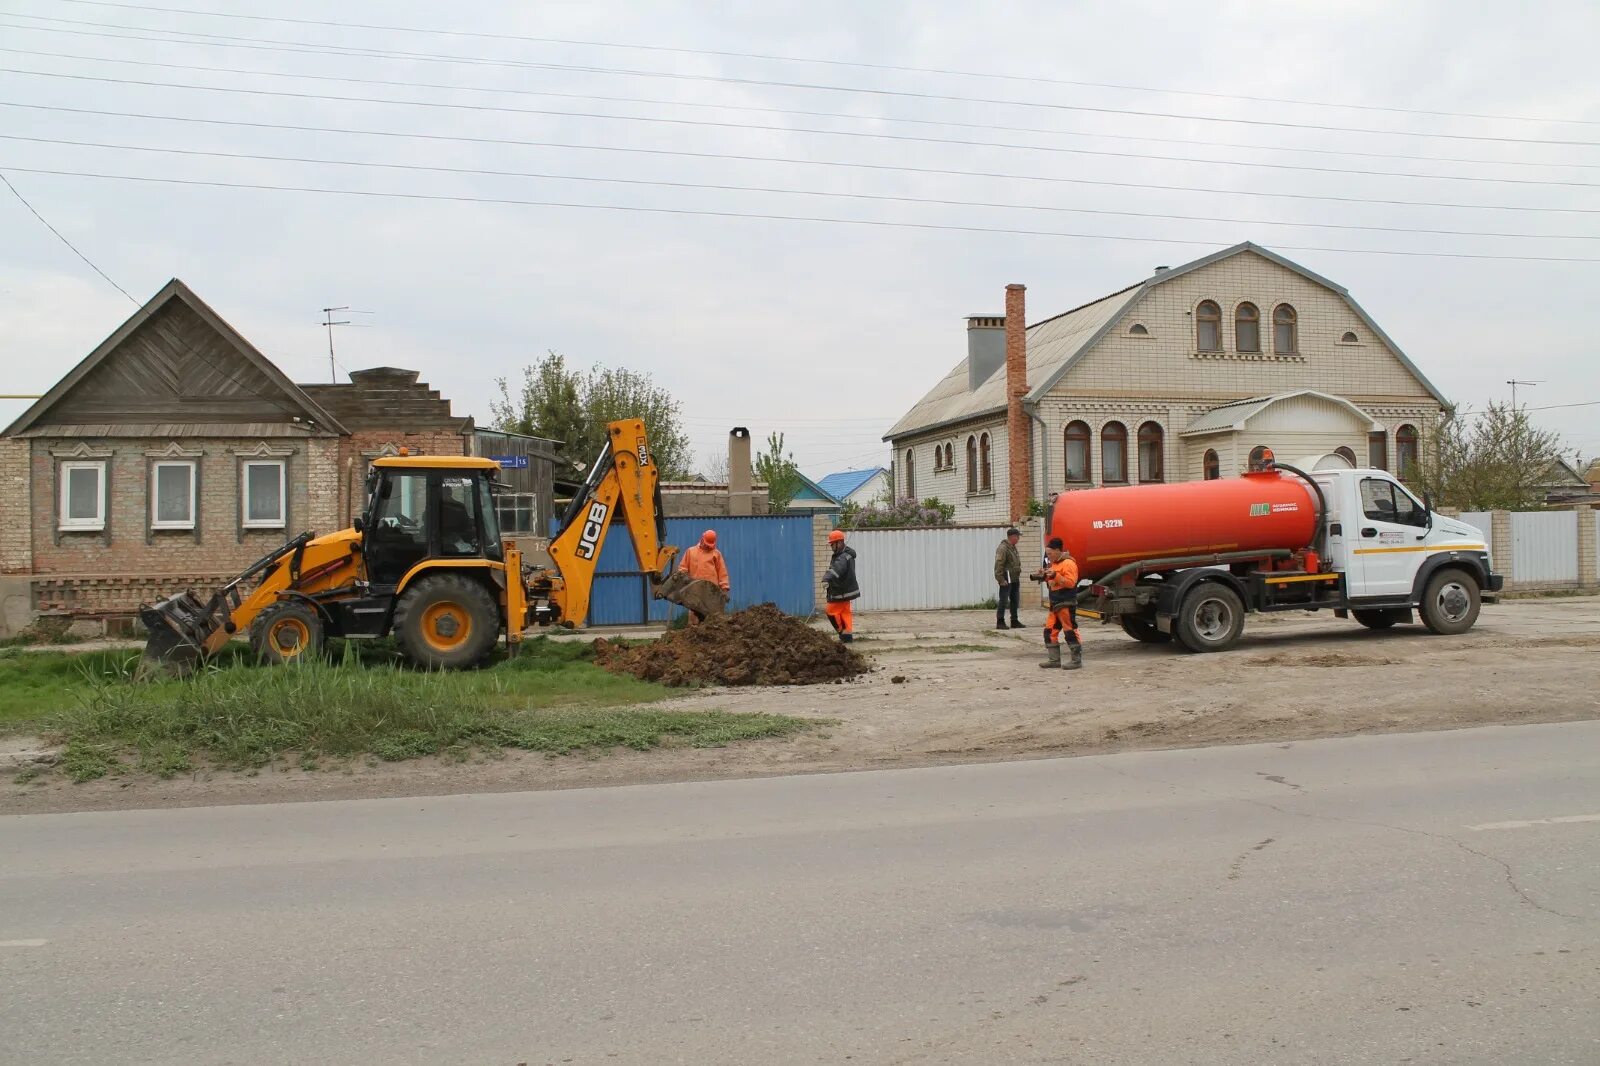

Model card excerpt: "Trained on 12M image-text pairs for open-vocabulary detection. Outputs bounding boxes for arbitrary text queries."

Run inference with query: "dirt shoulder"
[8,596,1600,815]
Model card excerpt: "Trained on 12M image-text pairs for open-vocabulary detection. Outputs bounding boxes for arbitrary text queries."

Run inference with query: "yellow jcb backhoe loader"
[139,419,726,674]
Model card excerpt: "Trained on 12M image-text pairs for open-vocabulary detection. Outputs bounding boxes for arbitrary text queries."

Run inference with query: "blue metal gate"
[560,515,816,625]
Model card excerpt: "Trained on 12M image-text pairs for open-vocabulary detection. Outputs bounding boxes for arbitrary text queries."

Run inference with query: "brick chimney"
[728,427,753,516]
[1005,283,1030,523]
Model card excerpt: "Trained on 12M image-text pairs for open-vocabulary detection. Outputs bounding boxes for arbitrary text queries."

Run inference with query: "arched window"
[1235,302,1260,353]
[979,433,992,492]
[943,443,953,470]
[1196,300,1221,352]
[1128,322,1149,336]
[1368,431,1388,471]
[1335,445,1358,467]
[966,436,978,494]
[1101,421,1128,483]
[904,449,916,499]
[1396,424,1419,479]
[1273,304,1297,354]
[1137,421,1164,483]
[1203,449,1220,481]
[1341,331,1359,344]
[1063,420,1091,483]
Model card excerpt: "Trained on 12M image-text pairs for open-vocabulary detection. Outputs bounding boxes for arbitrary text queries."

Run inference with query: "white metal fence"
[850,525,1013,610]
[1459,511,1492,541]
[1510,511,1579,585]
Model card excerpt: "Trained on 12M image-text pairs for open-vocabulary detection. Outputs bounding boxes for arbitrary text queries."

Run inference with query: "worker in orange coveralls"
[677,529,731,623]
[1030,536,1082,670]
[822,529,859,643]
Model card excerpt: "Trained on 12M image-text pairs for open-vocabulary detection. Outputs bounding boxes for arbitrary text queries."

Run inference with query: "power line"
[48,0,1600,128]
[9,134,1593,243]
[12,100,1598,217]
[10,66,1597,191]
[0,166,319,423]
[8,13,1600,148]
[7,164,1599,263]
[6,44,1593,174]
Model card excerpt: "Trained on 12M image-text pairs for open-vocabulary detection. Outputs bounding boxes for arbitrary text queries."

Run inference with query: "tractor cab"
[361,456,504,588]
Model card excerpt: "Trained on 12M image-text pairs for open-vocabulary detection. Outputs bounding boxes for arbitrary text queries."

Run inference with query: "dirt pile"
[593,604,869,687]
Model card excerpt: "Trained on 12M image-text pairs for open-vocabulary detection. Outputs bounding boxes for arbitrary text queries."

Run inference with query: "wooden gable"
[5,280,344,437]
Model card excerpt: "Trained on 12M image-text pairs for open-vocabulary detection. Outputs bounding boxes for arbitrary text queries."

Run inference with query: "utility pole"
[1506,379,1540,410]
[319,306,373,382]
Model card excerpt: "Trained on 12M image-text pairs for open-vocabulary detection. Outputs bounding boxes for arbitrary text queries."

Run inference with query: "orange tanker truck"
[1054,451,1502,653]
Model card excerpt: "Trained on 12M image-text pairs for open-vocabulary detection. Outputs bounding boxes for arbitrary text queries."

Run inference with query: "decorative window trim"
[145,441,204,459]
[241,458,288,530]
[150,459,198,530]
[58,460,107,532]
[49,441,114,460]
[1272,303,1298,356]
[231,441,296,458]
[1234,301,1261,354]
[1136,421,1165,484]
[1194,299,1222,354]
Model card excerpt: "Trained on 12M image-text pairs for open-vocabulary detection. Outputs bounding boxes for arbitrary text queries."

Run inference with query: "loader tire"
[251,601,326,665]
[1173,583,1245,654]
[1418,568,1480,636]
[1119,614,1172,644]
[394,574,500,670]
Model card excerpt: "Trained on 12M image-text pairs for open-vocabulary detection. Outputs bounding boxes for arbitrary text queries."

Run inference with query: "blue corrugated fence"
[553,514,816,625]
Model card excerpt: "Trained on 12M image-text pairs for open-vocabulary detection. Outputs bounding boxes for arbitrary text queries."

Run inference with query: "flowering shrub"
[840,496,956,528]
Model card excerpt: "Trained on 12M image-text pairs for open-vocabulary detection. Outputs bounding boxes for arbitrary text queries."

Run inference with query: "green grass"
[2,638,816,780]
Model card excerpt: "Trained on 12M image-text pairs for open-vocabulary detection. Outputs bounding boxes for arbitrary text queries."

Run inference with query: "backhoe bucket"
[654,571,728,620]
[137,592,215,679]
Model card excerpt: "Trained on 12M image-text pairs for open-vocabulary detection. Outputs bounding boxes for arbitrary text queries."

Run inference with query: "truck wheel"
[1418,568,1480,636]
[1119,614,1172,644]
[393,573,501,669]
[1174,583,1245,653]
[250,601,325,665]
[1353,608,1408,630]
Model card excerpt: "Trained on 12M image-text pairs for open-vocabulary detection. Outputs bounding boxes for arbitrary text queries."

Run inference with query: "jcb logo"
[637,438,651,467]
[576,501,609,560]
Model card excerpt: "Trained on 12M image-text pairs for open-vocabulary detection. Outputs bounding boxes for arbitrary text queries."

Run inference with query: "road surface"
[3,722,1598,1064]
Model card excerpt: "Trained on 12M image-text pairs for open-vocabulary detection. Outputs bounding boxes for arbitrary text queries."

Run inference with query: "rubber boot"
[840,632,854,645]
[1064,642,1082,670]
[1039,644,1061,669]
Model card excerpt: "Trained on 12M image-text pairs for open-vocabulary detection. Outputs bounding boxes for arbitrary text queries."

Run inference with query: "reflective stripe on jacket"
[824,546,860,602]
[1044,556,1079,608]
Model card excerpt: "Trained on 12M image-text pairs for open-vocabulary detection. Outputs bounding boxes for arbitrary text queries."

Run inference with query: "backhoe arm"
[544,419,679,627]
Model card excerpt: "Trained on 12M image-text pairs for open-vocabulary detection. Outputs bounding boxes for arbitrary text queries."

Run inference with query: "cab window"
[437,475,483,557]
[1360,478,1427,527]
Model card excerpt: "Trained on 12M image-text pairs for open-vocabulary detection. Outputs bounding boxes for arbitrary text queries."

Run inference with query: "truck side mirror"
[352,517,364,534]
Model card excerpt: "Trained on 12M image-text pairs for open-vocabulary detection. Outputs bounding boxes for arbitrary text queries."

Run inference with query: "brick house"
[0,279,473,627]
[885,242,1448,523]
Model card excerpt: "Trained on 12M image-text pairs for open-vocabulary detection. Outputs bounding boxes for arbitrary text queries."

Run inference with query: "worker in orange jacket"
[677,529,730,623]
[1030,536,1082,670]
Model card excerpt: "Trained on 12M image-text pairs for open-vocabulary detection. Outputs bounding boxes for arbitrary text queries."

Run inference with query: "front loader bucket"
[654,572,728,620]
[137,593,213,679]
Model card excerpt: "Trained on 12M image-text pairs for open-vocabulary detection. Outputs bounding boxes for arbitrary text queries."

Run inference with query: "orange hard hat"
[701,529,717,547]
[828,529,846,543]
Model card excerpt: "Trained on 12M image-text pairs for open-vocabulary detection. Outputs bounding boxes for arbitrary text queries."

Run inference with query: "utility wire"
[6,66,1598,191]
[11,100,1598,217]
[0,167,320,422]
[49,0,1600,128]
[7,164,1598,263]
[8,13,1600,148]
[9,134,1594,243]
[5,45,1591,174]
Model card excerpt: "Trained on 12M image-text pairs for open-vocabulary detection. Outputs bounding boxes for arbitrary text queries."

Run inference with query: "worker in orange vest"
[1031,536,1082,670]
[677,529,730,623]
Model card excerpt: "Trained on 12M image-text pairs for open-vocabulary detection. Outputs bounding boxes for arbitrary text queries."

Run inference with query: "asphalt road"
[3,723,1598,1065]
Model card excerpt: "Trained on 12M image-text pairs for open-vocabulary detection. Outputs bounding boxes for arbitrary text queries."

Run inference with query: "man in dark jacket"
[994,526,1023,630]
[822,529,859,644]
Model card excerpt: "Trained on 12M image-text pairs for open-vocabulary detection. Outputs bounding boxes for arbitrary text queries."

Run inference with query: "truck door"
[1353,476,1430,599]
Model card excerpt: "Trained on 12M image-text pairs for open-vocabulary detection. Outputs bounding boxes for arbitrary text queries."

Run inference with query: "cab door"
[1353,476,1430,598]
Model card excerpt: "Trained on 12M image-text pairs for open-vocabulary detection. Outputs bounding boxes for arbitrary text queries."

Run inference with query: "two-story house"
[885,242,1447,523]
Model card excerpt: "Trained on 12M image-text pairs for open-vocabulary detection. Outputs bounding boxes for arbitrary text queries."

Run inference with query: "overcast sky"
[3,0,1598,478]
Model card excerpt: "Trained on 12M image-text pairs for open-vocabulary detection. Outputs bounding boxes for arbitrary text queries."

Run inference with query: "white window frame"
[150,460,198,530]
[59,460,107,532]
[241,459,287,529]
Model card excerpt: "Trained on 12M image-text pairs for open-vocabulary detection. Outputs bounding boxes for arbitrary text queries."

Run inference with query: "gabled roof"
[885,241,1448,441]
[1537,457,1589,488]
[790,472,843,506]
[4,279,347,438]
[1179,389,1384,436]
[816,467,887,500]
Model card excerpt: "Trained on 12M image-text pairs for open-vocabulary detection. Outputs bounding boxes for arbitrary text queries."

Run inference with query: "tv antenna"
[1506,379,1541,409]
[319,306,373,382]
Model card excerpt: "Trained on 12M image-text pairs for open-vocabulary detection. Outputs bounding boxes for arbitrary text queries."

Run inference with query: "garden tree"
[491,351,693,478]
[1411,402,1565,511]
[753,431,803,513]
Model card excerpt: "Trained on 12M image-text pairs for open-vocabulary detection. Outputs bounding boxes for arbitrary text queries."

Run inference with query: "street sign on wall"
[490,454,529,469]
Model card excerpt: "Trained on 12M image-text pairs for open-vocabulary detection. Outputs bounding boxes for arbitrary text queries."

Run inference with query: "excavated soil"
[592,604,869,687]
